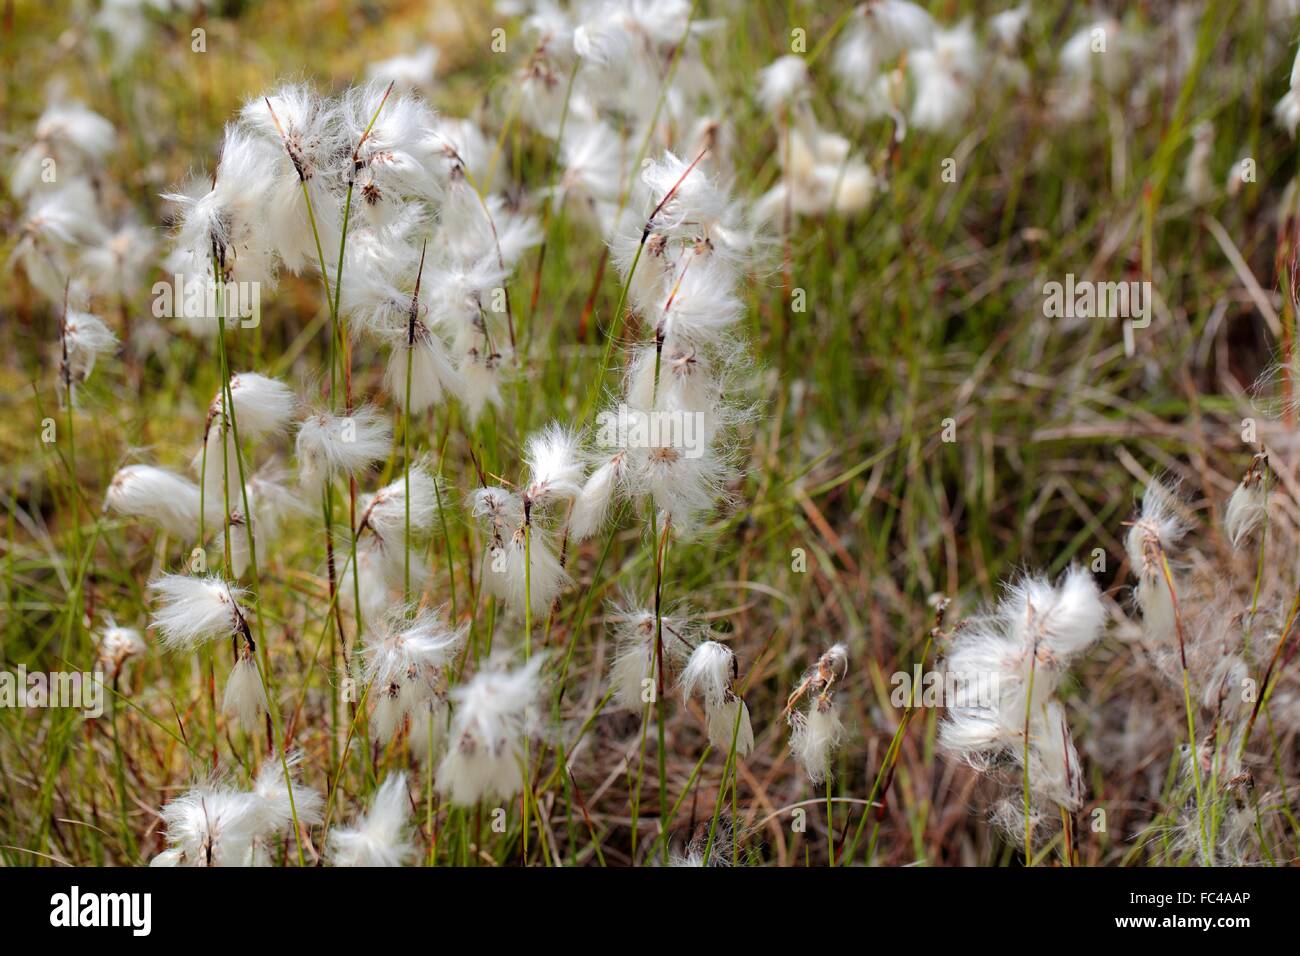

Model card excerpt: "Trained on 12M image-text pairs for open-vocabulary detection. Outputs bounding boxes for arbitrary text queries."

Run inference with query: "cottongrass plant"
[785,644,850,786]
[939,566,1106,864]
[1120,469,1294,865]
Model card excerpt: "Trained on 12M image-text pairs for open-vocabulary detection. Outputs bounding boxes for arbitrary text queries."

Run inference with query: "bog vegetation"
[3,0,1300,867]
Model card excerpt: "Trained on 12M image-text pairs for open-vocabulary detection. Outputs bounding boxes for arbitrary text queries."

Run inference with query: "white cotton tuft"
[95,624,146,675]
[155,784,260,866]
[340,541,406,627]
[568,455,624,541]
[407,695,451,764]
[362,605,466,688]
[1026,702,1085,810]
[756,127,876,222]
[385,322,463,413]
[437,656,545,806]
[358,463,444,548]
[328,773,415,867]
[832,0,935,95]
[220,372,298,440]
[222,654,267,733]
[680,640,734,707]
[61,309,118,384]
[655,255,745,352]
[908,21,979,133]
[194,415,241,514]
[524,423,585,506]
[1183,121,1215,205]
[1278,43,1300,137]
[250,750,323,833]
[163,124,278,291]
[757,55,809,114]
[1125,480,1187,576]
[295,407,392,492]
[238,84,345,274]
[370,683,409,745]
[786,642,850,783]
[1225,469,1268,549]
[639,150,729,237]
[149,574,247,651]
[1125,480,1187,642]
[504,527,570,616]
[939,565,1103,820]
[11,99,115,198]
[106,464,202,538]
[606,603,697,712]
[790,703,844,785]
[989,4,1030,51]
[680,640,753,756]
[625,437,729,533]
[455,344,505,423]
[1004,565,1106,663]
[707,695,755,757]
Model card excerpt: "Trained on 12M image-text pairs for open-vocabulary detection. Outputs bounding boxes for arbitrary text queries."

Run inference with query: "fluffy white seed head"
[149,574,248,651]
[362,605,467,688]
[524,423,585,506]
[106,464,202,538]
[295,407,392,492]
[359,463,444,548]
[61,309,118,385]
[238,84,344,274]
[1003,566,1106,665]
[95,625,146,675]
[218,372,298,441]
[606,602,698,711]
[437,656,545,806]
[1125,480,1187,581]
[328,773,415,867]
[222,653,267,733]
[567,454,624,541]
[1125,481,1187,643]
[678,639,752,754]
[757,55,809,114]
[790,702,844,785]
[707,695,755,757]
[154,784,260,867]
[163,124,278,289]
[250,750,323,834]
[386,320,464,412]
[832,0,935,95]
[486,525,571,617]
[680,639,735,708]
[1225,459,1269,548]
